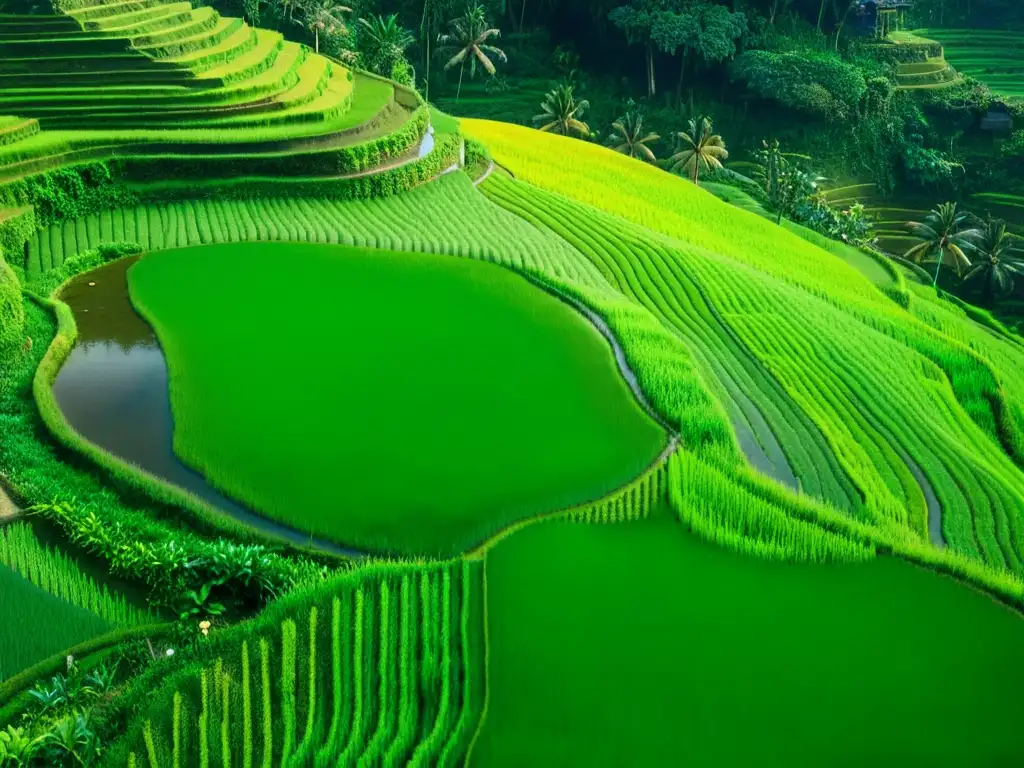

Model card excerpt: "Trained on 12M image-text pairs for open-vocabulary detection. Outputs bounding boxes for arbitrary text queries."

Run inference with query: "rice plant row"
[24,173,608,290]
[667,451,875,564]
[566,450,669,524]
[117,559,485,767]
[482,173,861,514]
[917,28,1024,97]
[0,521,152,627]
[463,118,1024,476]
[465,121,1024,578]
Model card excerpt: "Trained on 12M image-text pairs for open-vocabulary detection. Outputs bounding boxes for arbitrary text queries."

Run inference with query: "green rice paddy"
[0,564,113,682]
[127,242,666,555]
[2,1,1024,759]
[476,509,1024,767]
[918,29,1024,97]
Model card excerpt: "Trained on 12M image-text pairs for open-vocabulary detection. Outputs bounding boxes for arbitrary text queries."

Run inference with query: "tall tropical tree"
[668,116,727,186]
[960,218,1024,300]
[533,84,590,137]
[437,3,507,101]
[298,0,350,53]
[357,14,415,79]
[608,108,659,162]
[903,202,981,286]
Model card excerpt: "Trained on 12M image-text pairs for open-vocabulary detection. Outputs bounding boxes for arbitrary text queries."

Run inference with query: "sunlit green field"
[127,242,665,555]
[919,28,1024,97]
[476,508,1024,767]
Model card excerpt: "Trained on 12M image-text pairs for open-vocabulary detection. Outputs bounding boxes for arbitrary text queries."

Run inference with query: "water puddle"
[52,257,361,558]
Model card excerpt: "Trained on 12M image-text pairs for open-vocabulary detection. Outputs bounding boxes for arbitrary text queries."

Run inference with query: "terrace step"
[0,53,170,74]
[0,67,202,89]
[163,23,257,74]
[67,0,166,23]
[136,15,242,60]
[129,7,220,49]
[198,28,286,84]
[86,3,194,32]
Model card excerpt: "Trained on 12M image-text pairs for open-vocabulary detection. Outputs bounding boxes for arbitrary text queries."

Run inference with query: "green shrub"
[732,50,868,121]
[0,162,136,228]
[0,252,24,365]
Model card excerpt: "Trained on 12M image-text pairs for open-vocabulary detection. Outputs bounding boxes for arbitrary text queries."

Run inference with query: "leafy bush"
[0,163,136,229]
[732,49,867,121]
[0,254,25,366]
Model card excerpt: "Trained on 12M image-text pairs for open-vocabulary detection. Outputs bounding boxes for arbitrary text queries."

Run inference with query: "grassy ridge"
[127,242,665,556]
[114,559,485,766]
[464,120,1024,576]
[474,510,1024,767]
[25,173,607,287]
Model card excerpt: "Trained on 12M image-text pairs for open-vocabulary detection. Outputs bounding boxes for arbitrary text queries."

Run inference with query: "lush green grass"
[474,508,1024,767]
[0,562,113,683]
[127,242,665,555]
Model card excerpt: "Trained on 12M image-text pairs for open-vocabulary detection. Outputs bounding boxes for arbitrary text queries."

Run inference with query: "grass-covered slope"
[127,242,665,555]
[463,119,1024,579]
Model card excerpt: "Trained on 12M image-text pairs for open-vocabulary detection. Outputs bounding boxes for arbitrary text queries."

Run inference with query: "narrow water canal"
[52,257,360,557]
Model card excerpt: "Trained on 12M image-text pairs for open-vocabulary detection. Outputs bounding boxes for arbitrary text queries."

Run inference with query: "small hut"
[856,0,915,38]
[981,101,1014,135]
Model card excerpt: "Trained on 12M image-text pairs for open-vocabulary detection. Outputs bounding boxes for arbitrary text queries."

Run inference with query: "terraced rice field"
[477,510,1024,767]
[0,0,431,188]
[0,522,147,681]
[465,119,1024,573]
[114,560,485,766]
[127,242,666,555]
[3,1,1024,760]
[919,28,1024,97]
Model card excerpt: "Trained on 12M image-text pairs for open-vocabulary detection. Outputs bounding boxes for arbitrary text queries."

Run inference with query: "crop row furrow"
[120,560,484,766]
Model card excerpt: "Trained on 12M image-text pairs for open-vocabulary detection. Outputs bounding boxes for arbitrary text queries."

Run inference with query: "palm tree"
[960,218,1024,300]
[608,109,659,163]
[533,83,590,137]
[298,0,350,53]
[357,14,415,78]
[437,4,506,102]
[668,117,728,187]
[903,202,981,286]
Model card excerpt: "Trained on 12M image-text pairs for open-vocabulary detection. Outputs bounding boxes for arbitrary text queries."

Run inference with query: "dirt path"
[0,480,21,523]
[473,161,495,187]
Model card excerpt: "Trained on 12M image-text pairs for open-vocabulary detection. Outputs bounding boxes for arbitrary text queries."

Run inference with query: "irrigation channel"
[51,252,679,559]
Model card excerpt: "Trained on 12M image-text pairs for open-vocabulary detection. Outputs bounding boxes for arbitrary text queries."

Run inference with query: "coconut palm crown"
[609,109,660,162]
[533,83,590,137]
[668,117,728,186]
[960,217,1024,299]
[437,4,507,100]
[300,0,351,53]
[903,202,981,286]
